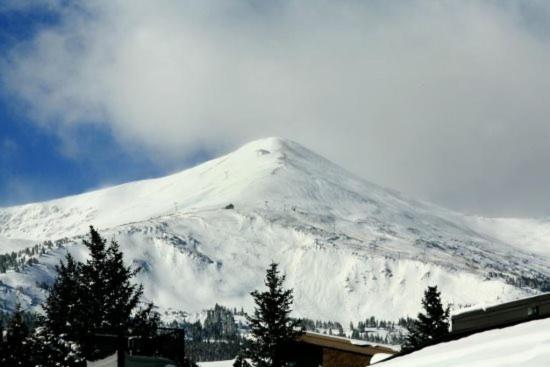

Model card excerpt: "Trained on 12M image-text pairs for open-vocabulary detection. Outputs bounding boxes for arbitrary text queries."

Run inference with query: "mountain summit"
[1,138,550,322]
[1,137,369,239]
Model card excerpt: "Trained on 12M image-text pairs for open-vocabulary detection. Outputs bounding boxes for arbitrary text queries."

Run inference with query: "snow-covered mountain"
[1,137,550,323]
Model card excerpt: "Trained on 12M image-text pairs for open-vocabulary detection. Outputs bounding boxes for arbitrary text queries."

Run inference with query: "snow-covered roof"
[376,317,550,367]
[299,331,397,355]
[452,292,550,319]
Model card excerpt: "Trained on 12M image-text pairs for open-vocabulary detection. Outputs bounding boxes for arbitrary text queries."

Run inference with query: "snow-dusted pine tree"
[1,304,31,366]
[233,353,250,367]
[402,285,450,352]
[42,226,158,360]
[241,263,302,367]
[128,302,161,356]
[43,253,81,337]
[28,327,85,367]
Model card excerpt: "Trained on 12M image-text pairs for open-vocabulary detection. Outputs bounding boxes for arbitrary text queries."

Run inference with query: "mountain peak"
[1,138,550,322]
[237,137,293,152]
[0,137,346,239]
[224,137,295,165]
[230,137,320,167]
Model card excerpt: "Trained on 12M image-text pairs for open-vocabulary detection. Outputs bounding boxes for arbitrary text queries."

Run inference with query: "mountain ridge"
[1,137,549,323]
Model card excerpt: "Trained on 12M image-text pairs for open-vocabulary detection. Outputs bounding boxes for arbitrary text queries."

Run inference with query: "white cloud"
[3,0,550,216]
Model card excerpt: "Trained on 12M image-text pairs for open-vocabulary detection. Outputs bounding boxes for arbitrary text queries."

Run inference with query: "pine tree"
[28,327,84,367]
[130,303,161,341]
[244,263,302,367]
[402,286,450,352]
[42,226,152,360]
[129,302,161,356]
[43,253,81,337]
[1,304,31,367]
[233,353,251,367]
[96,238,143,336]
[0,308,83,367]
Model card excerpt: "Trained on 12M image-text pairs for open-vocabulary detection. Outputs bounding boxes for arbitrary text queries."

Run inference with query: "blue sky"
[0,108,166,206]
[0,6,176,206]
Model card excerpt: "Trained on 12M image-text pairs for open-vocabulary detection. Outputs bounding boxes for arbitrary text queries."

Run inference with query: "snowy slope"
[377,318,550,367]
[464,216,550,257]
[1,138,550,322]
[0,235,35,252]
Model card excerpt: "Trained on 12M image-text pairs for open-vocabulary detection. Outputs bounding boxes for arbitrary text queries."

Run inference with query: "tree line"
[177,304,244,362]
[0,239,69,273]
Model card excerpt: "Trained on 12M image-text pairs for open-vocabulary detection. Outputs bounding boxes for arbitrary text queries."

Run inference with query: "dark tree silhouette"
[240,263,302,367]
[1,304,31,366]
[43,226,158,360]
[402,285,450,352]
[43,253,81,337]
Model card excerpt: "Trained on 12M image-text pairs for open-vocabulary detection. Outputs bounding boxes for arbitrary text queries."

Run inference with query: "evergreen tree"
[129,302,162,356]
[402,286,450,352]
[0,307,84,367]
[42,226,152,360]
[243,263,302,367]
[233,353,251,367]
[43,253,81,337]
[28,327,84,367]
[204,304,238,340]
[130,303,161,341]
[1,304,31,367]
[95,237,143,336]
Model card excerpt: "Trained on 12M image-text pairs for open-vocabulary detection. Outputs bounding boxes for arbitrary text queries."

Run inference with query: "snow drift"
[377,318,550,367]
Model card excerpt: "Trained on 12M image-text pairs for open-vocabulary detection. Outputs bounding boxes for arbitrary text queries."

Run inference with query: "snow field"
[377,318,550,367]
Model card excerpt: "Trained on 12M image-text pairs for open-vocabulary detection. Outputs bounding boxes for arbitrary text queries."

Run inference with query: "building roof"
[298,332,397,356]
[452,292,550,320]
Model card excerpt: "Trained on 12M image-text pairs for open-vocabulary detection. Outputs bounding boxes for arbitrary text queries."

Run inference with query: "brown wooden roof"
[297,332,397,356]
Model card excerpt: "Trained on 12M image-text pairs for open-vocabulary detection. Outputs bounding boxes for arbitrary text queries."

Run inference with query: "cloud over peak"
[3,0,550,216]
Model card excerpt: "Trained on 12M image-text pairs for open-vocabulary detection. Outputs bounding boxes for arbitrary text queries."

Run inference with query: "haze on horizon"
[1,0,550,218]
